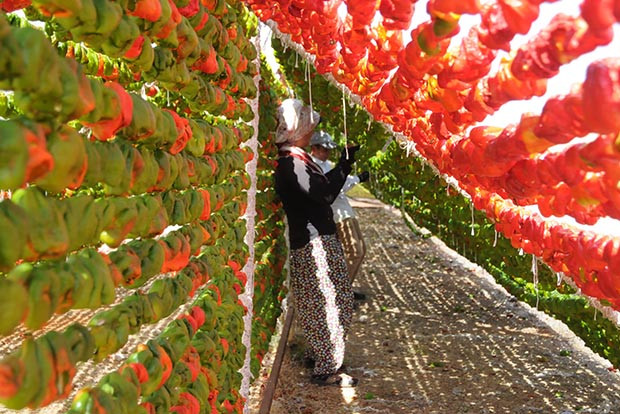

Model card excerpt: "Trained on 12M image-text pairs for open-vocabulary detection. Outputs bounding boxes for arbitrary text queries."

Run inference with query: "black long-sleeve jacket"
[274,145,352,250]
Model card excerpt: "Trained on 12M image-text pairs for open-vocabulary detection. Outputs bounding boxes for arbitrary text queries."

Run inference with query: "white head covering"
[275,98,320,144]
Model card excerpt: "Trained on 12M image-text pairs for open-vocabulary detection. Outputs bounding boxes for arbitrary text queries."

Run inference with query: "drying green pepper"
[96,141,127,189]
[125,239,165,286]
[61,195,98,251]
[185,119,207,157]
[82,139,103,186]
[39,331,76,404]
[157,319,192,362]
[126,344,163,396]
[0,199,28,269]
[100,197,138,246]
[181,73,205,103]
[173,153,190,189]
[12,187,69,260]
[0,277,28,335]
[187,371,210,406]
[131,149,159,194]
[176,18,200,62]
[35,126,87,193]
[89,308,131,361]
[0,337,41,409]
[68,387,120,413]
[0,121,28,190]
[8,262,61,330]
[101,14,140,58]
[186,190,205,222]
[70,0,122,46]
[122,292,155,330]
[180,223,207,255]
[141,384,171,414]
[148,105,178,148]
[12,27,60,94]
[147,194,169,236]
[112,144,144,195]
[98,371,140,414]
[63,250,101,309]
[108,245,142,287]
[63,323,95,363]
[191,330,217,363]
[128,34,155,72]
[122,94,157,142]
[146,285,173,322]
[0,15,25,89]
[128,195,155,236]
[162,191,185,224]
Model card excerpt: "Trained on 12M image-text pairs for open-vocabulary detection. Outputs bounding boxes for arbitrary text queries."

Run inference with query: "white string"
[342,86,348,156]
[140,82,158,100]
[532,255,539,309]
[239,29,262,413]
[304,60,308,82]
[493,229,498,247]
[307,62,314,122]
[470,202,475,236]
[381,136,393,153]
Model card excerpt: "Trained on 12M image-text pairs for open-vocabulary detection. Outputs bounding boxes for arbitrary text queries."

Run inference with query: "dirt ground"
[249,198,620,414]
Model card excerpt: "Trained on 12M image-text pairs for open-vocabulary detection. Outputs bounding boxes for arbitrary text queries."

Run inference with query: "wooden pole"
[258,307,295,414]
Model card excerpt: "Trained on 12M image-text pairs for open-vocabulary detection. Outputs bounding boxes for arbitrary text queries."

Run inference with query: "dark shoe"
[311,373,358,388]
[353,291,367,301]
[302,357,315,368]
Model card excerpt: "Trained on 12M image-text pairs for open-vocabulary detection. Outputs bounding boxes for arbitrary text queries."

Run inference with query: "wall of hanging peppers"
[0,0,289,412]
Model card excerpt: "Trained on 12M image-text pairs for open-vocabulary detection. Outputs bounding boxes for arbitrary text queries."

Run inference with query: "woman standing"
[274,99,359,387]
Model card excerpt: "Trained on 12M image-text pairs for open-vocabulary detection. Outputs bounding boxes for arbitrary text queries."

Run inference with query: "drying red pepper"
[429,0,480,14]
[0,0,31,11]
[582,58,620,134]
[498,0,539,35]
[345,0,379,26]
[477,2,515,51]
[380,0,415,30]
[124,35,145,60]
[127,0,162,21]
[438,27,496,88]
[581,0,616,33]
[23,123,54,184]
[163,109,193,154]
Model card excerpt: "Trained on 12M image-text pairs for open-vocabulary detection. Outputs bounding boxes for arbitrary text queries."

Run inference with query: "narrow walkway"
[257,200,620,414]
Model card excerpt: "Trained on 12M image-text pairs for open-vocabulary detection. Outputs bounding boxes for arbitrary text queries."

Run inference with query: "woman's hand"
[340,145,361,163]
[357,171,370,182]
